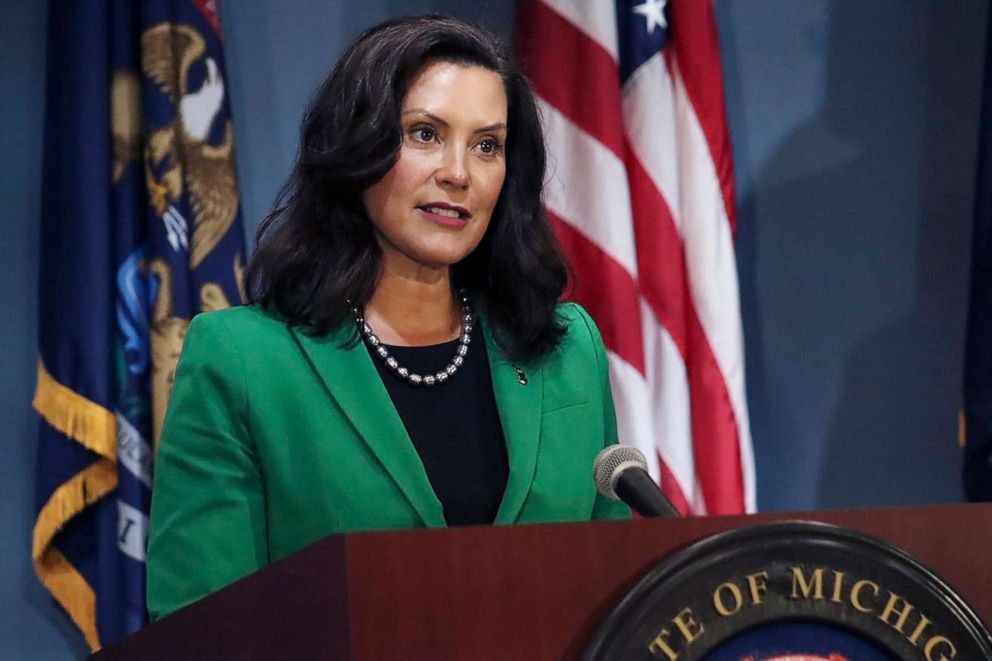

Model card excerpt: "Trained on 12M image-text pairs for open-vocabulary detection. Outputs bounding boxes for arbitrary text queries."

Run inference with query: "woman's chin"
[408,242,482,270]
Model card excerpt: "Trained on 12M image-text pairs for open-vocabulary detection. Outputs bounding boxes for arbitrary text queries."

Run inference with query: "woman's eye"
[478,138,502,155]
[411,127,436,143]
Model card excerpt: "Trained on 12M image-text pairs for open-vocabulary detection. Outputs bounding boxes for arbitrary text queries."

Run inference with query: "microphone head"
[593,444,649,500]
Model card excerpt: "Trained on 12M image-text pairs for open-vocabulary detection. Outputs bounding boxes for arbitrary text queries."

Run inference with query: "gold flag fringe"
[33,360,116,458]
[32,359,118,651]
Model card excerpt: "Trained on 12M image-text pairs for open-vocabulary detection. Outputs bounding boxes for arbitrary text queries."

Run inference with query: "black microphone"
[593,445,681,518]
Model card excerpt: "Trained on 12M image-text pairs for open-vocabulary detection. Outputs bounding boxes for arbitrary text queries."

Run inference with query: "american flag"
[516,0,756,514]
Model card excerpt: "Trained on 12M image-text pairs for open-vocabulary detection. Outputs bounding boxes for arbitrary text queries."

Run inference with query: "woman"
[147,15,629,621]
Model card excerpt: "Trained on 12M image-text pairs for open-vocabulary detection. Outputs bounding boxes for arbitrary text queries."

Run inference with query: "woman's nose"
[436,146,469,189]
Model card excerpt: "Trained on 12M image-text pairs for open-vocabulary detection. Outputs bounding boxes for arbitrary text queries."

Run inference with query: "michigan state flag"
[33,1,245,650]
[964,9,992,502]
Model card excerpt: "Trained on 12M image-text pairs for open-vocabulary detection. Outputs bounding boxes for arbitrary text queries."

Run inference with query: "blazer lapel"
[288,324,446,528]
[483,317,543,525]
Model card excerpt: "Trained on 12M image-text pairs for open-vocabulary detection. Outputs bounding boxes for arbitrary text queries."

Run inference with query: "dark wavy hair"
[244,15,569,363]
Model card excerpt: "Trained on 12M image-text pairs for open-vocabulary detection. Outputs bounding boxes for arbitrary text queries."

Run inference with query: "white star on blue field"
[633,0,668,34]
[617,0,670,83]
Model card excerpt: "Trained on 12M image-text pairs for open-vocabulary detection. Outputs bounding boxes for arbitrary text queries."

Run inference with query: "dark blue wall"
[720,0,987,509]
[1,1,986,657]
[1,2,90,658]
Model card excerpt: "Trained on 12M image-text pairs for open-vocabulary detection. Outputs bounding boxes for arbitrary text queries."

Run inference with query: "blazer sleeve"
[572,305,633,521]
[146,312,269,620]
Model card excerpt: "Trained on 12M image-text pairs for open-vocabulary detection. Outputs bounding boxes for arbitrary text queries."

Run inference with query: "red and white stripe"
[517,0,756,514]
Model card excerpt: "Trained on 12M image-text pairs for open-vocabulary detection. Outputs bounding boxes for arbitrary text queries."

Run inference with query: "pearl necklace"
[353,291,473,387]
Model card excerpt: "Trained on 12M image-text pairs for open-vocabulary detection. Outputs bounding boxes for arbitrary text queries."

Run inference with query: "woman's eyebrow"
[475,122,508,134]
[402,108,507,134]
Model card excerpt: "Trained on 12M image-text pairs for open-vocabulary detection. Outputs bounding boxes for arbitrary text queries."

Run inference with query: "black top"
[366,329,509,526]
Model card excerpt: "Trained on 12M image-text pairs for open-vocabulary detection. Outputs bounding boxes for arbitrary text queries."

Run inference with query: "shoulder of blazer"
[188,304,288,338]
[556,301,595,340]
[482,301,600,372]
[183,305,308,360]
[551,302,604,368]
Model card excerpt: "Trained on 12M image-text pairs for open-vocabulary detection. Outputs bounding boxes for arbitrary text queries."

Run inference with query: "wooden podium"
[93,504,992,659]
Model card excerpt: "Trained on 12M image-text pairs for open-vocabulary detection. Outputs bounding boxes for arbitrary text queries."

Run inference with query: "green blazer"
[147,302,630,620]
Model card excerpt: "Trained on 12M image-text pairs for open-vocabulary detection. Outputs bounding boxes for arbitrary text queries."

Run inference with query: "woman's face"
[362,60,508,274]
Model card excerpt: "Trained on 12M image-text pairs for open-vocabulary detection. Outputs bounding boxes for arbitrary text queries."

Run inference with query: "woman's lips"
[418,206,470,227]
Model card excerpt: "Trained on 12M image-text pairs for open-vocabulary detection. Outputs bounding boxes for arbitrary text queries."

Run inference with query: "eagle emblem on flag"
[142,22,240,269]
[33,1,247,650]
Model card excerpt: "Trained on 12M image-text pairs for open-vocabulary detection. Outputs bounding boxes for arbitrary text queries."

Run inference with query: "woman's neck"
[364,265,461,347]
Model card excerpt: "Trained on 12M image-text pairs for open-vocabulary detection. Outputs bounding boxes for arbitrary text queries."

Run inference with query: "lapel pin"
[511,364,528,385]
